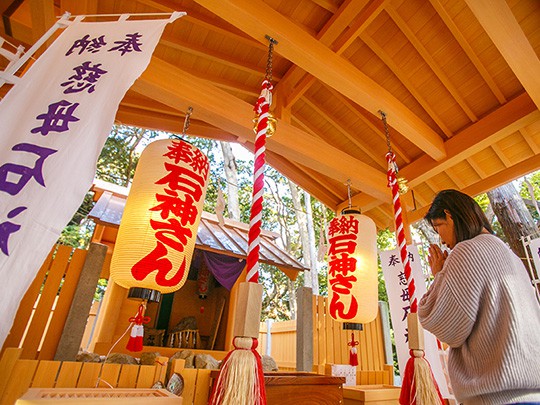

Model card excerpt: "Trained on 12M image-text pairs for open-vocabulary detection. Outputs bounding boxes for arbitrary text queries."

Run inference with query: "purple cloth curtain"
[202,251,246,290]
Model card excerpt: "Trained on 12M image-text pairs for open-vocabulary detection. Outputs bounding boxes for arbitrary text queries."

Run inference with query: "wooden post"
[296,287,313,372]
[224,268,247,350]
[54,243,107,361]
[232,282,263,338]
[400,201,428,351]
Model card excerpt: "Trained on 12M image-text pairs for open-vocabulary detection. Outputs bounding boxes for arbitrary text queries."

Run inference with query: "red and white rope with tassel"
[386,152,443,405]
[246,79,272,284]
[386,151,417,313]
[126,303,150,352]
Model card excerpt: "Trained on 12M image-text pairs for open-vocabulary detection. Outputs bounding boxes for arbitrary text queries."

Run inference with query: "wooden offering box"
[16,388,181,405]
[211,371,345,404]
[343,384,401,405]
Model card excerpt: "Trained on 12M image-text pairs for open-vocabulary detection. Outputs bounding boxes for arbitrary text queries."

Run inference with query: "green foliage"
[259,263,303,320]
[96,125,160,186]
[519,174,540,222]
[376,228,396,303]
[94,278,108,301]
[58,192,96,249]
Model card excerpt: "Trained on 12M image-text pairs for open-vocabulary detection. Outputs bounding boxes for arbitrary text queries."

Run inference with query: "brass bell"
[253,112,277,137]
[397,177,409,195]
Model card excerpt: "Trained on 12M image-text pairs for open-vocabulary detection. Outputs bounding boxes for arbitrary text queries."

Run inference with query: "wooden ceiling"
[1,0,539,229]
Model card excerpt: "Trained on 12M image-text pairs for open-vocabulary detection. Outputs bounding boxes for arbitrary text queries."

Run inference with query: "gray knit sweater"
[418,234,540,405]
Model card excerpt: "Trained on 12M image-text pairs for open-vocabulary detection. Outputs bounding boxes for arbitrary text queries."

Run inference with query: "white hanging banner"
[527,237,540,275]
[0,13,183,348]
[380,245,450,397]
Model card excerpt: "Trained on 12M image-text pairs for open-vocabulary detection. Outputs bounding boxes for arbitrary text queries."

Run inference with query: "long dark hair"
[425,189,493,243]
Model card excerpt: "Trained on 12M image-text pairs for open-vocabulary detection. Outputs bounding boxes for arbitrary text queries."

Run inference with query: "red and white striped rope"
[246,80,273,283]
[386,152,417,313]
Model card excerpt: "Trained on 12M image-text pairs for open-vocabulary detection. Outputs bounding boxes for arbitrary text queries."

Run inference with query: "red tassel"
[348,333,359,367]
[399,355,416,405]
[126,324,144,352]
[399,350,445,405]
[125,304,150,353]
[349,347,359,367]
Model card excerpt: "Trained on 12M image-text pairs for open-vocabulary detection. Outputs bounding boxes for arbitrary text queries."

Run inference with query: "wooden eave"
[1,0,539,228]
[88,189,309,273]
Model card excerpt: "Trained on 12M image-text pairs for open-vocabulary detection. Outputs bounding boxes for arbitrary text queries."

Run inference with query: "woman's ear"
[444,209,452,220]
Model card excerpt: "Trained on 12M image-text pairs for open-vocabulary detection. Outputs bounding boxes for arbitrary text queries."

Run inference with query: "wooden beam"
[133,57,390,201]
[360,33,453,137]
[302,97,387,169]
[520,128,540,154]
[160,32,282,80]
[326,85,411,163]
[59,0,98,16]
[464,0,540,110]
[386,4,477,122]
[29,0,55,43]
[137,0,266,50]
[310,0,338,13]
[193,0,447,161]
[276,0,371,107]
[428,0,505,104]
[408,153,540,224]
[401,93,539,187]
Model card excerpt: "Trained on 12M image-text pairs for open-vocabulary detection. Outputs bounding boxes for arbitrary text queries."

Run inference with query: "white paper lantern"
[111,139,209,295]
[326,210,378,323]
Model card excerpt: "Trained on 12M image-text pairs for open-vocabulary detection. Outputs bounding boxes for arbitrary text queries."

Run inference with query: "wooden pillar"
[224,267,247,350]
[90,277,128,350]
[296,286,313,372]
[378,301,394,366]
[54,243,107,361]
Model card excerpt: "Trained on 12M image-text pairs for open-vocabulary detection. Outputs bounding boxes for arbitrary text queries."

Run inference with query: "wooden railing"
[0,348,213,405]
[1,245,89,360]
[259,295,394,384]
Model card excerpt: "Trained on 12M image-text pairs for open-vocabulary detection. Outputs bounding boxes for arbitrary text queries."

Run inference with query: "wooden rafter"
[160,32,282,80]
[137,0,267,51]
[385,4,477,122]
[59,0,98,16]
[360,33,453,138]
[464,0,540,111]
[193,0,447,161]
[29,0,54,43]
[408,153,540,224]
[132,57,390,201]
[401,93,539,187]
[276,0,372,108]
[310,0,338,14]
[325,86,411,163]
[428,0,506,104]
[302,97,387,170]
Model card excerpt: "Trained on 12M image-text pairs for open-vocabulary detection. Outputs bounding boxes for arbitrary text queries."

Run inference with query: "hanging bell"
[397,177,409,195]
[252,111,277,137]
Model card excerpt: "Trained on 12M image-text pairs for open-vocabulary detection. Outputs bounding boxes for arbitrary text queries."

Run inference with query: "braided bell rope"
[246,80,272,283]
[386,152,417,313]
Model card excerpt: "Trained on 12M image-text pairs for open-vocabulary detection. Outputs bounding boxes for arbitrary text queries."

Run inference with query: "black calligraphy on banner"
[387,251,414,341]
[130,140,209,287]
[0,31,143,256]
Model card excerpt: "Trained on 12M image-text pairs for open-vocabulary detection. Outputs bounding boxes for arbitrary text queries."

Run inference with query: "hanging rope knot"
[386,152,399,187]
[233,336,259,350]
[410,349,425,358]
[254,80,273,114]
[128,304,150,325]
[348,334,359,348]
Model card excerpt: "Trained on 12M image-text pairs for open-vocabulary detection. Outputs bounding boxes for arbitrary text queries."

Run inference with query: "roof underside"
[1,0,539,229]
[89,189,308,273]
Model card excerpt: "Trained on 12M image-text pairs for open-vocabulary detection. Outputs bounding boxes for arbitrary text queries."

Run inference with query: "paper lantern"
[111,139,209,297]
[326,210,378,324]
